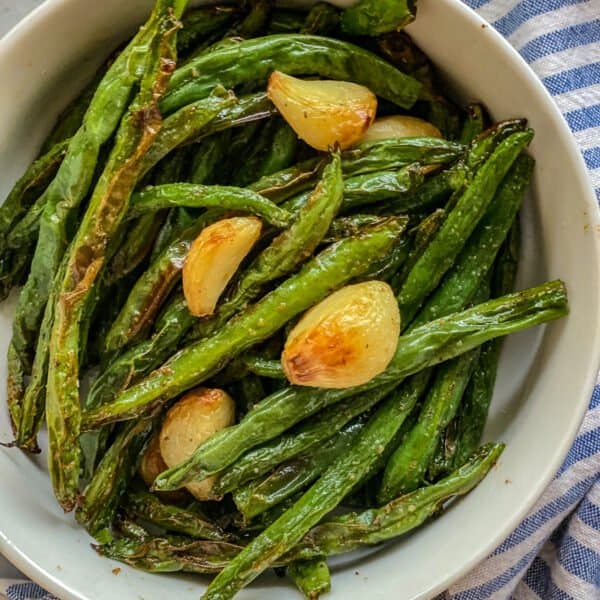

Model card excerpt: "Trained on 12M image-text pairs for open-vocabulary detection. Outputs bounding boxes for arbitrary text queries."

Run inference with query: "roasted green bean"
[163,35,422,113]
[76,418,155,542]
[397,130,533,326]
[46,6,185,511]
[287,559,331,600]
[341,0,416,35]
[123,486,233,542]
[233,418,366,520]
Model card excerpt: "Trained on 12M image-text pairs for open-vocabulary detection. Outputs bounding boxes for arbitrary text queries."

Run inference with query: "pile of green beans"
[0,1,568,599]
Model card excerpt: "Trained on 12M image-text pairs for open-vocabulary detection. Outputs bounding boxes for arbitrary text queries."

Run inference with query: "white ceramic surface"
[0,1,599,599]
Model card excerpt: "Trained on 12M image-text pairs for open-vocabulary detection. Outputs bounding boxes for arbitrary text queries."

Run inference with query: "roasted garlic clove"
[360,115,441,143]
[139,434,188,501]
[139,434,169,489]
[159,387,236,501]
[267,71,377,151]
[183,216,262,317]
[282,281,400,389]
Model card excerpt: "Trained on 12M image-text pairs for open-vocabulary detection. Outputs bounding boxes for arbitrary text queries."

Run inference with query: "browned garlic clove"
[159,387,236,501]
[360,115,441,143]
[267,70,377,151]
[282,281,400,389]
[183,216,262,317]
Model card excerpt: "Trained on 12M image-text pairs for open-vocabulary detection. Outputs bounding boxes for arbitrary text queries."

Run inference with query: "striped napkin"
[1,1,599,599]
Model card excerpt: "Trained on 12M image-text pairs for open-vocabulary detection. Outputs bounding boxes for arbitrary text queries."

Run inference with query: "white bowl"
[1,1,599,599]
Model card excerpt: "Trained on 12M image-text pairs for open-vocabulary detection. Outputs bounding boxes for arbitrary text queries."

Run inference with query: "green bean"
[101,210,223,361]
[150,208,196,264]
[268,9,306,34]
[187,92,277,143]
[411,154,533,327]
[375,29,462,138]
[134,89,237,180]
[382,168,465,218]
[95,535,240,574]
[76,418,155,543]
[376,30,433,91]
[340,165,426,213]
[155,279,566,494]
[105,149,190,286]
[301,2,341,36]
[45,8,185,512]
[360,234,412,284]
[163,35,422,113]
[127,184,293,227]
[15,255,70,451]
[234,375,266,415]
[82,217,405,430]
[453,220,520,468]
[397,129,533,326]
[0,140,68,254]
[287,559,331,600]
[189,132,232,185]
[341,0,416,35]
[493,218,521,299]
[344,385,430,507]
[0,139,70,300]
[7,1,187,380]
[39,44,128,154]
[94,443,503,575]
[224,0,272,39]
[241,355,284,379]
[177,6,238,56]
[192,151,345,340]
[80,292,193,476]
[324,214,390,242]
[460,103,487,145]
[106,214,166,285]
[391,209,446,294]
[199,374,433,599]
[254,118,299,179]
[233,419,366,521]
[6,344,25,437]
[378,348,480,503]
[427,99,463,142]
[211,384,397,498]
[123,487,233,542]
[428,409,460,482]
[221,121,264,186]
[0,247,33,303]
[466,119,527,173]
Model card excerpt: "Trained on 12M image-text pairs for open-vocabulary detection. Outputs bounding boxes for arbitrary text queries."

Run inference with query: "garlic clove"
[159,387,235,501]
[360,115,441,143]
[183,216,262,317]
[267,70,377,151]
[282,280,400,389]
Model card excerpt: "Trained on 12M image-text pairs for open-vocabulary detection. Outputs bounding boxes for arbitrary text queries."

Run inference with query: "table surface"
[0,0,45,580]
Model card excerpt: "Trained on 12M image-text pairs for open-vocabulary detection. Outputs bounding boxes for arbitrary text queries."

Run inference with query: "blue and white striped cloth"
[1,1,599,599]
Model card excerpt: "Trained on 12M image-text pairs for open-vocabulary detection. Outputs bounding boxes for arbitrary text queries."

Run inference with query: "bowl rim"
[1,1,599,599]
